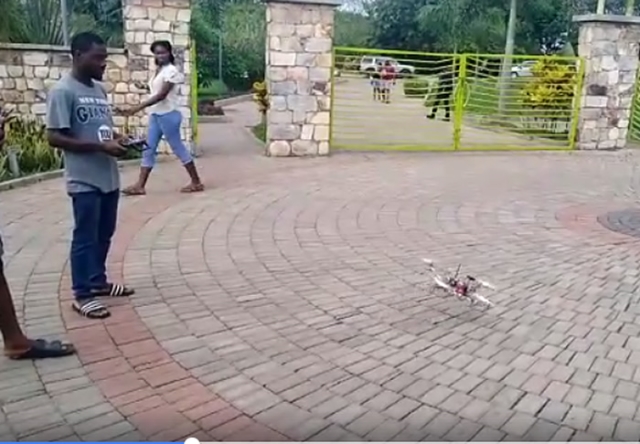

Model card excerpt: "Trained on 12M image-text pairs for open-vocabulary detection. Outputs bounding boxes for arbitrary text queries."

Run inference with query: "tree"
[416,0,507,53]
[367,0,429,50]
[335,11,373,47]
[0,0,124,46]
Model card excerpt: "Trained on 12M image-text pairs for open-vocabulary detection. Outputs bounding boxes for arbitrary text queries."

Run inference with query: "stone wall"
[0,0,193,154]
[265,0,340,157]
[123,0,193,150]
[574,15,640,149]
[0,44,135,135]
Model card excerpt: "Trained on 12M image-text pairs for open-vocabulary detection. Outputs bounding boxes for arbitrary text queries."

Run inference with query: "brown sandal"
[122,186,146,196]
[180,183,204,193]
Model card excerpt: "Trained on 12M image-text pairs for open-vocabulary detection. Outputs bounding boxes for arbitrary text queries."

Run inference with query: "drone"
[119,137,149,152]
[422,258,496,309]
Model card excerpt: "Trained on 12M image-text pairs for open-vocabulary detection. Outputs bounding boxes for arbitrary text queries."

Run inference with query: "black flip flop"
[72,299,110,319]
[7,339,76,360]
[91,283,135,298]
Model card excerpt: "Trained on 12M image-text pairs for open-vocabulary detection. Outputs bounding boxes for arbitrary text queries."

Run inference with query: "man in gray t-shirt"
[46,32,135,320]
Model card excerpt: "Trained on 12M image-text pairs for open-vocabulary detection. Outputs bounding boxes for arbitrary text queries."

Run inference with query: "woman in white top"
[121,40,203,195]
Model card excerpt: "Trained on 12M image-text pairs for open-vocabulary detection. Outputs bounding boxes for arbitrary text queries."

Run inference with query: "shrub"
[2,116,63,180]
[198,80,229,100]
[520,59,576,114]
[252,81,269,123]
[335,55,359,74]
[403,76,437,98]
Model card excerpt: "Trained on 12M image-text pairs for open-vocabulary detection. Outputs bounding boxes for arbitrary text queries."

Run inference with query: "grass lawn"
[252,121,266,142]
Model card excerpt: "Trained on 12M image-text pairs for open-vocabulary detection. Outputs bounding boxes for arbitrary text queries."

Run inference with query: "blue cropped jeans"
[142,110,193,169]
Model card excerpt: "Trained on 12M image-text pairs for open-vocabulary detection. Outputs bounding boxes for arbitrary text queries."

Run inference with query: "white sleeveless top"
[148,64,183,115]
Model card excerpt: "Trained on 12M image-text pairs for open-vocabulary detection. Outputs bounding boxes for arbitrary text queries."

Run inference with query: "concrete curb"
[0,159,142,192]
[216,94,253,107]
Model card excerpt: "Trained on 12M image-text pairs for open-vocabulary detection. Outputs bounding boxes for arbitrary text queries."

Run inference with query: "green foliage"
[252,81,269,118]
[191,0,265,92]
[335,11,372,47]
[520,59,577,112]
[221,1,265,90]
[1,116,63,180]
[252,122,266,142]
[199,80,229,100]
[0,0,123,46]
[403,76,436,98]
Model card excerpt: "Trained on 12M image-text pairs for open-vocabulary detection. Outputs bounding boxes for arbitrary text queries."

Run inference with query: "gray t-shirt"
[46,74,119,193]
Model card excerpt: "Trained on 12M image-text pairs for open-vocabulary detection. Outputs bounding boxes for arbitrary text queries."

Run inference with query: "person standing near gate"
[380,60,396,104]
[427,67,455,121]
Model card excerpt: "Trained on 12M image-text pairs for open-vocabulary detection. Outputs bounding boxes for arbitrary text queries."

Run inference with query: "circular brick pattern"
[598,208,640,239]
[3,105,640,441]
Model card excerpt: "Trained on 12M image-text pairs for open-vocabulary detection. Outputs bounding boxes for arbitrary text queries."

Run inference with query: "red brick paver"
[3,103,640,441]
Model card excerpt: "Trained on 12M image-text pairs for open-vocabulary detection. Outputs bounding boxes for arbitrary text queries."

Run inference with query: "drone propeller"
[478,279,496,290]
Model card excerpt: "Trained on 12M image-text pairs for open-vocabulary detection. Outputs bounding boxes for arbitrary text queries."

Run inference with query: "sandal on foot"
[92,283,135,297]
[72,299,110,319]
[122,186,146,196]
[6,339,76,360]
[180,183,204,193]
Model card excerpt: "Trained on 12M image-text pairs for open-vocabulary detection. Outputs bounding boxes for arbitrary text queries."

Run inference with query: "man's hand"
[101,140,128,158]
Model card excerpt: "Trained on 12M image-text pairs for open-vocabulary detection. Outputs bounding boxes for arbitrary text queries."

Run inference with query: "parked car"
[359,56,416,76]
[510,60,537,77]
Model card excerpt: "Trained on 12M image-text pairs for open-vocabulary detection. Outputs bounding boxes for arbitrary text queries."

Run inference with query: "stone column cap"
[265,0,341,6]
[573,13,640,25]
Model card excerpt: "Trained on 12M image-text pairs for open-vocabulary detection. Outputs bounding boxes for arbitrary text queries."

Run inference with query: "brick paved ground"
[3,102,640,441]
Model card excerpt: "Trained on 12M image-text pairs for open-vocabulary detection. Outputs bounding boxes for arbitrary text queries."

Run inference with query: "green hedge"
[403,76,437,98]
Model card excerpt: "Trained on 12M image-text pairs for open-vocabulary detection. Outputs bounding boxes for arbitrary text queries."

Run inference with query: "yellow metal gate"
[331,47,584,151]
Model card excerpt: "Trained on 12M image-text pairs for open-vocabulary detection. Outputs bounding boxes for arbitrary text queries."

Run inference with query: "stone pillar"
[265,0,340,157]
[122,0,193,154]
[573,15,640,150]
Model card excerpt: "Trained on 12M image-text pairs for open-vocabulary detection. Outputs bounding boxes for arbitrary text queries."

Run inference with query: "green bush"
[199,80,229,100]
[403,76,436,98]
[1,116,63,181]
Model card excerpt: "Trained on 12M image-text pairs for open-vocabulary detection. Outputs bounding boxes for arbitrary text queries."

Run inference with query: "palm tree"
[0,0,123,46]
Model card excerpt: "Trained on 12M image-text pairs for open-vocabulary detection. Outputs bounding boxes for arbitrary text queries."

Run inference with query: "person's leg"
[89,190,133,297]
[122,114,163,196]
[428,93,441,118]
[444,92,452,121]
[70,191,110,318]
[157,110,204,193]
[0,234,28,351]
[1,256,75,359]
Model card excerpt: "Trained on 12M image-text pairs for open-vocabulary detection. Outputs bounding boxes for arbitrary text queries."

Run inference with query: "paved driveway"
[2,102,640,441]
[332,77,566,150]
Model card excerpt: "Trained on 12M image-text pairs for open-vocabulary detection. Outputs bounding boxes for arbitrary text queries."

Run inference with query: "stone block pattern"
[0,45,137,134]
[265,2,335,157]
[0,0,193,156]
[577,21,640,150]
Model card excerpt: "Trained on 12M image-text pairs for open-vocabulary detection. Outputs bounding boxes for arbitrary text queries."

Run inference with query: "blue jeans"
[69,190,119,301]
[142,110,193,169]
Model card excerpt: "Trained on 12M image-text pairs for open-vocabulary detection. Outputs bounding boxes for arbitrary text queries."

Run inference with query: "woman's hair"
[150,40,175,65]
